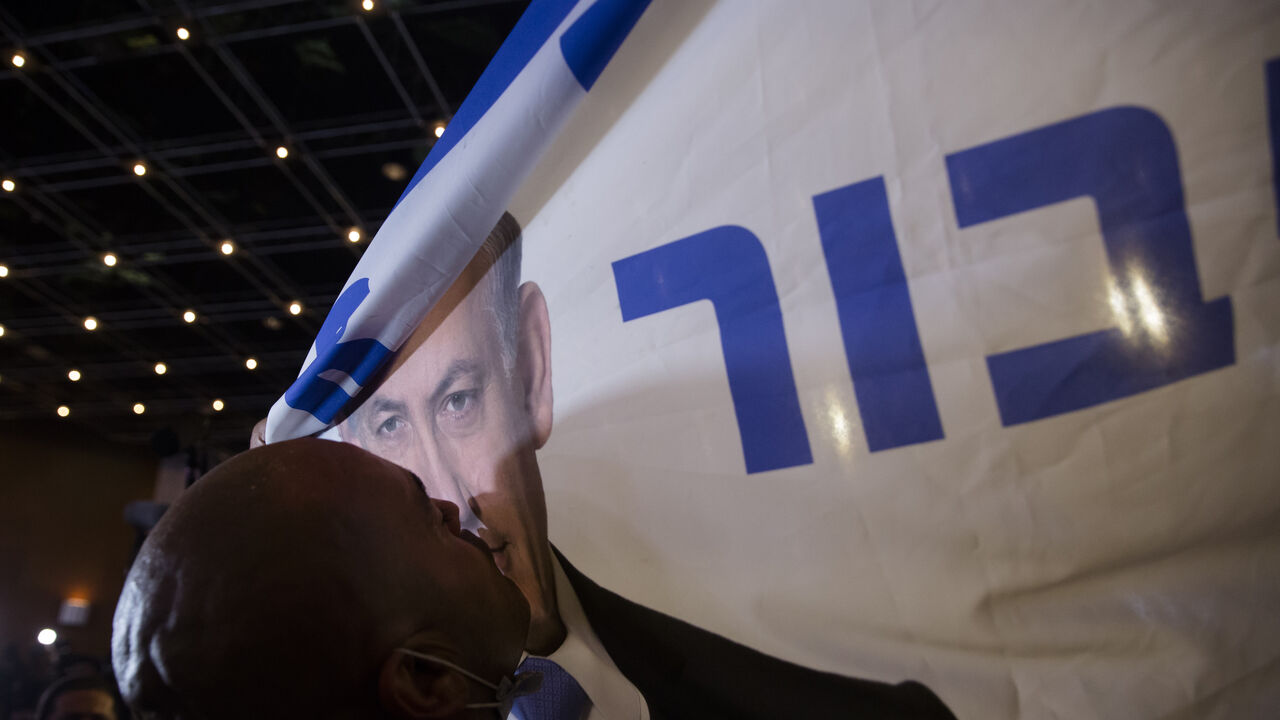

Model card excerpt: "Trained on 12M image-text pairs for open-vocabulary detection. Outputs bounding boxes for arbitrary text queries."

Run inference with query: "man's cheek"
[454,429,515,481]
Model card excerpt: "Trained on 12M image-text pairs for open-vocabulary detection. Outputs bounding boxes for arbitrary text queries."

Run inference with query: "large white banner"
[271,1,1280,717]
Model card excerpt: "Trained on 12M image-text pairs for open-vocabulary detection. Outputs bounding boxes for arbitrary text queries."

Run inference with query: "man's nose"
[412,434,484,533]
[448,481,484,534]
[432,499,462,536]
[418,459,483,533]
[424,478,482,532]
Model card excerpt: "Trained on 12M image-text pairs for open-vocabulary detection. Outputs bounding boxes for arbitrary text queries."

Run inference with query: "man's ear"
[249,418,269,448]
[517,281,553,449]
[378,646,471,719]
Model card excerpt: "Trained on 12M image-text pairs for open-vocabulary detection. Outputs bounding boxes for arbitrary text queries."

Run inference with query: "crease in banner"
[265,0,651,443]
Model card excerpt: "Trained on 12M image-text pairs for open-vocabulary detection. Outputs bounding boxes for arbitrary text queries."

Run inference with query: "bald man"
[111,438,533,720]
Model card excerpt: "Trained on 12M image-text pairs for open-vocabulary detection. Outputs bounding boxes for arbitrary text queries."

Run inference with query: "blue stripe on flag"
[559,0,651,91]
[391,0,580,209]
[273,0,655,440]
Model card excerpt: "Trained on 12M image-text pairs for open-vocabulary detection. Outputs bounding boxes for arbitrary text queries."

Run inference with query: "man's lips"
[476,528,512,574]
[459,529,496,562]
[489,543,512,574]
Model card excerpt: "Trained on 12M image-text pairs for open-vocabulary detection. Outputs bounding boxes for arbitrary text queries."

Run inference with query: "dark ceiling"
[0,0,528,455]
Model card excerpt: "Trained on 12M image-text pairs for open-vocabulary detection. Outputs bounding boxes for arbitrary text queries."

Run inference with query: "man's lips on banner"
[460,528,500,567]
[477,527,512,574]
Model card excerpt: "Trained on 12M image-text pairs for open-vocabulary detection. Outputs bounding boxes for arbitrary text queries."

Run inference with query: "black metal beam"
[0,6,319,331]
[391,10,452,117]
[355,14,425,128]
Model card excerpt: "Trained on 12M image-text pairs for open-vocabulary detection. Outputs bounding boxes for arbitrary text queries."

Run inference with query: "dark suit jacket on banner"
[553,548,957,720]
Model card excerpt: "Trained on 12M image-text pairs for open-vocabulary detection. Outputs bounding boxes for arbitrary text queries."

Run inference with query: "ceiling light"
[37,628,56,645]
[68,369,81,381]
[83,316,99,331]
[154,362,167,375]
[176,27,191,41]
[362,0,375,11]
[102,252,117,267]
[381,162,406,181]
[11,53,25,68]
[347,228,361,243]
[57,405,70,418]
[1,179,14,192]
[433,123,446,138]
[275,145,289,159]
[132,162,147,176]
[212,398,225,412]
[288,301,303,316]
[182,309,197,323]
[132,403,146,415]
[0,265,8,278]
[245,357,258,370]
[219,240,235,255]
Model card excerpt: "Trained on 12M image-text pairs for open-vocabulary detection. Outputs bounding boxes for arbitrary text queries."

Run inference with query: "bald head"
[112,438,528,719]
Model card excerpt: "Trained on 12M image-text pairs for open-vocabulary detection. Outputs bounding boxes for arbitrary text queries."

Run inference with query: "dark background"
[0,0,526,670]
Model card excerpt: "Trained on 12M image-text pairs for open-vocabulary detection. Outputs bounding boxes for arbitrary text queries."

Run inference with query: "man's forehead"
[403,293,492,367]
[355,283,499,406]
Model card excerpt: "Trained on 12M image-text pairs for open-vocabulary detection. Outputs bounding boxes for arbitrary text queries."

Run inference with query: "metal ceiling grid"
[0,0,527,453]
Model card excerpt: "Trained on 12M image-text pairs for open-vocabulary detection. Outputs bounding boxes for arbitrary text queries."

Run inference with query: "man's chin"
[512,573,563,651]
[525,605,567,656]
[513,569,565,653]
[495,540,563,653]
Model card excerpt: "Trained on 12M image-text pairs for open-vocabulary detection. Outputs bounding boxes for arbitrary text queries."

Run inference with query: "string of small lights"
[0,0,487,444]
[0,228,327,418]
[0,166,350,418]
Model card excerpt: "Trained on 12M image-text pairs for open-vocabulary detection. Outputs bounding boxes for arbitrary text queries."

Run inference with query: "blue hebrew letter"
[814,177,944,451]
[946,107,1234,425]
[612,227,813,473]
[284,278,392,423]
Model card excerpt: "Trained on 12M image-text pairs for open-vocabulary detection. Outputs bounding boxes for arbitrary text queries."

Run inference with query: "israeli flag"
[265,0,650,443]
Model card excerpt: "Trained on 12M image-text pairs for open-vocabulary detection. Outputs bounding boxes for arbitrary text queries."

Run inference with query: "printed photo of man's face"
[338,213,563,652]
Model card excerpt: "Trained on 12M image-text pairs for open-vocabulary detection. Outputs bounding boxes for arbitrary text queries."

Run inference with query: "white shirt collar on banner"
[508,551,649,720]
